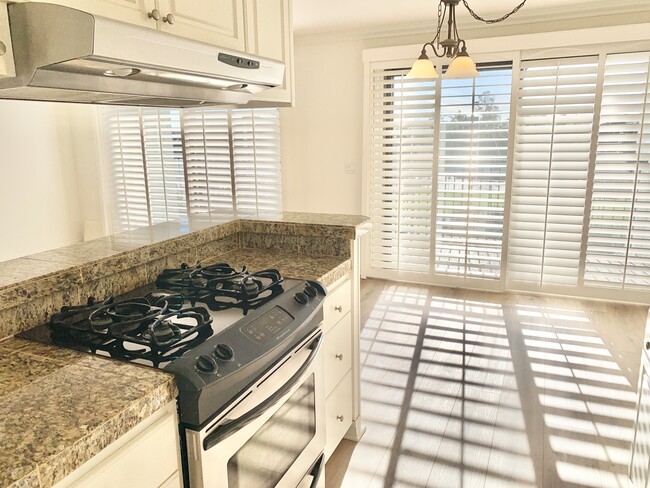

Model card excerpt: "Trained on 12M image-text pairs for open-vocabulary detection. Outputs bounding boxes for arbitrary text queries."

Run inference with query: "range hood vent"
[0,3,285,107]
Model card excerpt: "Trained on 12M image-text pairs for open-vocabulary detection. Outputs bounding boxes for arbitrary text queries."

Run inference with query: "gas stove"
[19,261,329,488]
[18,262,327,425]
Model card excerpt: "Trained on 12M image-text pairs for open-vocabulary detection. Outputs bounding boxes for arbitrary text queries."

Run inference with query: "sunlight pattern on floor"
[328,280,645,488]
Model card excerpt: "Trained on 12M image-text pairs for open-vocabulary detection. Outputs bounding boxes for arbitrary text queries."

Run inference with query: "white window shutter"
[140,108,188,224]
[585,52,650,289]
[435,64,512,279]
[231,108,283,215]
[369,66,436,273]
[507,56,599,289]
[181,108,235,214]
[102,107,151,231]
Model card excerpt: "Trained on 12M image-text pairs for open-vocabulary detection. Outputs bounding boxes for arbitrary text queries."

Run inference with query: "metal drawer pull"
[646,341,650,350]
[163,13,176,24]
[336,415,344,422]
[334,305,343,312]
[335,353,343,361]
[148,9,161,20]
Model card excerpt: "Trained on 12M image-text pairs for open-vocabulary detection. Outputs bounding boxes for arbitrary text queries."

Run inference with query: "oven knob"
[196,354,218,374]
[294,292,308,305]
[214,343,234,361]
[304,285,318,299]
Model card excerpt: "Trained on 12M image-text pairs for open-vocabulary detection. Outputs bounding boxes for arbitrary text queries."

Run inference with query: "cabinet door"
[157,0,246,51]
[245,0,294,106]
[34,0,158,28]
[630,360,650,487]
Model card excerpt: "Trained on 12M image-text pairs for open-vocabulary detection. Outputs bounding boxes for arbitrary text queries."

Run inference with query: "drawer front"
[324,312,352,395]
[323,279,351,334]
[325,370,353,460]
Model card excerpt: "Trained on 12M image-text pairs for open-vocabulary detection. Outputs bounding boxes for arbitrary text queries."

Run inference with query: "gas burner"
[198,263,247,281]
[203,268,284,314]
[89,298,167,333]
[156,263,208,297]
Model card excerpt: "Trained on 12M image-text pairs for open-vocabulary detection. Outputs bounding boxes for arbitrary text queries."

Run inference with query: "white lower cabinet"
[325,370,353,460]
[54,402,181,488]
[322,277,354,460]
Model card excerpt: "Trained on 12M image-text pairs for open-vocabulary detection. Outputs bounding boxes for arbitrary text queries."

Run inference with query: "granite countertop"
[0,212,369,296]
[0,339,177,488]
[0,247,352,488]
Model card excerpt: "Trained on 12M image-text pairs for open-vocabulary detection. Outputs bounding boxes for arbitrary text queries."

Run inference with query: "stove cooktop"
[18,262,328,427]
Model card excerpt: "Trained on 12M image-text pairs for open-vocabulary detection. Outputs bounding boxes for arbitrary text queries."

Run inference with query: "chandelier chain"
[461,0,527,24]
[434,1,444,41]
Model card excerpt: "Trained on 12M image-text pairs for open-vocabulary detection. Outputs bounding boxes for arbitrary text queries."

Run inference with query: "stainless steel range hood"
[0,3,285,107]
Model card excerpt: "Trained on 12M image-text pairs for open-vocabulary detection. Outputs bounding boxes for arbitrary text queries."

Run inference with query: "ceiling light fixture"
[407,0,527,79]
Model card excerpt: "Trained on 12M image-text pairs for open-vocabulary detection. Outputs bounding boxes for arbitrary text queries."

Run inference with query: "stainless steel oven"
[185,328,326,488]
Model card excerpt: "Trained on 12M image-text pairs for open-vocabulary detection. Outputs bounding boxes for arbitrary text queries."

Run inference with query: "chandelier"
[408,0,527,79]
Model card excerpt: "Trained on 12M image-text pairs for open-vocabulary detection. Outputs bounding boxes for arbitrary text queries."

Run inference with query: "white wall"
[280,38,365,214]
[0,101,103,262]
[279,10,650,216]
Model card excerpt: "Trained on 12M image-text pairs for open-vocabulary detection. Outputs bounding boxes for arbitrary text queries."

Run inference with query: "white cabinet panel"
[322,279,352,334]
[158,0,246,50]
[36,0,158,28]
[325,370,353,460]
[324,312,352,396]
[54,403,181,488]
[245,0,294,105]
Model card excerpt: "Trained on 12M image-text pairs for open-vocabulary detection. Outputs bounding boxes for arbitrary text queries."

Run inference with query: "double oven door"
[186,329,326,488]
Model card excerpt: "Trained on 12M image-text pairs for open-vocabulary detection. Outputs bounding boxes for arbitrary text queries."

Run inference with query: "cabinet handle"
[163,13,176,24]
[334,305,343,313]
[336,415,344,422]
[646,341,650,350]
[147,9,161,21]
[335,353,343,361]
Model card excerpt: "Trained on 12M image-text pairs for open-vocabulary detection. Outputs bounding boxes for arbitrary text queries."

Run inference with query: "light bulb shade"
[406,57,439,79]
[445,52,479,79]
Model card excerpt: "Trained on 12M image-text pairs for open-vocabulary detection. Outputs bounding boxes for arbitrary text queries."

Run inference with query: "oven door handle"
[203,331,323,451]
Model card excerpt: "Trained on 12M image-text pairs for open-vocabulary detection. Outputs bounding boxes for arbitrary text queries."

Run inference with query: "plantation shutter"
[435,63,512,279]
[369,65,436,273]
[103,107,189,230]
[182,108,235,213]
[103,107,150,231]
[140,108,187,224]
[231,109,283,215]
[585,52,650,289]
[507,56,599,288]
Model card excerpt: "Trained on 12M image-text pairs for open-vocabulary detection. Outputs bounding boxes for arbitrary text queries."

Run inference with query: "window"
[585,52,650,290]
[102,107,282,232]
[368,61,513,283]
[435,64,512,279]
[507,56,599,289]
[369,65,436,274]
[365,47,650,302]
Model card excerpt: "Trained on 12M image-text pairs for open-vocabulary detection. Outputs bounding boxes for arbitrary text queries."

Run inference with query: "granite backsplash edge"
[0,214,368,340]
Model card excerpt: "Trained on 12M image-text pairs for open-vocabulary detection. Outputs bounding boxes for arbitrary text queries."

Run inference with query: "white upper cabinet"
[157,0,246,51]
[31,0,159,28]
[245,0,294,106]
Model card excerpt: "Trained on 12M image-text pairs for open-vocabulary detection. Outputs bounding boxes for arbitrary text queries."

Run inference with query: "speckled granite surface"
[0,212,369,340]
[0,244,353,488]
[208,249,351,289]
[0,338,177,488]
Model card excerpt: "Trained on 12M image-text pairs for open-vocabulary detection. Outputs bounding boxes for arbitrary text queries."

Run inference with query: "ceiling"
[292,0,649,36]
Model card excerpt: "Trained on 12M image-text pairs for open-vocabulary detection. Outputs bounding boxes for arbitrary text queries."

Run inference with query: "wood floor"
[325,278,649,488]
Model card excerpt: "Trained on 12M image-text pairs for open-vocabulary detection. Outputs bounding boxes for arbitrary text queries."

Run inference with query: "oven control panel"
[240,306,295,344]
